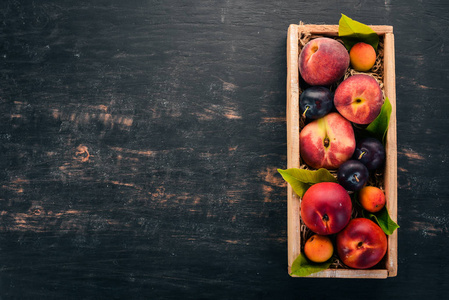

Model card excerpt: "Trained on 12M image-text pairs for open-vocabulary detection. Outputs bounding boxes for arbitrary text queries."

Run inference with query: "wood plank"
[383,32,398,277]
[2,1,448,297]
[294,24,393,35]
[289,268,388,279]
[286,24,301,272]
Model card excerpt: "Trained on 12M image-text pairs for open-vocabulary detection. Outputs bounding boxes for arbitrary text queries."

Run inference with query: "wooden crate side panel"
[294,24,393,35]
[383,32,398,277]
[286,24,301,272]
[290,269,388,279]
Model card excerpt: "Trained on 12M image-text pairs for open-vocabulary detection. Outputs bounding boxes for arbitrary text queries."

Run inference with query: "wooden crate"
[286,24,397,278]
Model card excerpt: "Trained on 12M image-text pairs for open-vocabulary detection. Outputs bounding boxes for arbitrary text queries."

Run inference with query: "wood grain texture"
[286,24,301,273]
[0,0,448,299]
[297,24,393,35]
[383,31,398,277]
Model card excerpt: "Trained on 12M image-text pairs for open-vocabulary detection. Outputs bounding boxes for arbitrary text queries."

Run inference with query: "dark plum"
[353,137,385,170]
[337,160,369,191]
[299,87,333,119]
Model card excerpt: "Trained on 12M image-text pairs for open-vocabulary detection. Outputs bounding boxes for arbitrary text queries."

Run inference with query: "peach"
[350,42,376,72]
[300,112,356,169]
[299,37,350,86]
[304,234,334,263]
[301,182,352,235]
[334,74,384,124]
[359,186,386,213]
[336,218,387,269]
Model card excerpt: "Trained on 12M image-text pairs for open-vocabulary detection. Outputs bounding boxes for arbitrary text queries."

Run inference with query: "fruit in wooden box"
[336,218,387,269]
[299,87,333,120]
[350,42,377,72]
[298,37,349,86]
[301,182,352,235]
[304,234,334,263]
[287,23,397,278]
[334,74,383,125]
[353,137,385,171]
[337,160,369,191]
[359,186,386,213]
[300,112,356,169]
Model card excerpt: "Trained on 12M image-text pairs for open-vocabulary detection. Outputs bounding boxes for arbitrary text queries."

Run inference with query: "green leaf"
[363,206,399,235]
[365,97,392,145]
[338,14,379,51]
[277,168,337,197]
[290,253,332,277]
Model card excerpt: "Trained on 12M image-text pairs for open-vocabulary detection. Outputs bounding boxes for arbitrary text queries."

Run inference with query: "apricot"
[304,234,334,263]
[349,42,376,72]
[359,186,386,213]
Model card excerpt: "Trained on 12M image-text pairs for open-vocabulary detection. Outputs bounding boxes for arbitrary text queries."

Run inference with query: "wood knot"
[30,206,44,216]
[74,145,90,162]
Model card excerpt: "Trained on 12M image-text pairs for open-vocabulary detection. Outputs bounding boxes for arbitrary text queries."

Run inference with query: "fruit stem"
[302,106,309,118]
[358,151,366,160]
[354,175,359,182]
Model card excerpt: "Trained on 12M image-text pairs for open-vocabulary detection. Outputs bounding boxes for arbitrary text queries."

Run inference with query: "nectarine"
[301,182,352,235]
[336,218,387,269]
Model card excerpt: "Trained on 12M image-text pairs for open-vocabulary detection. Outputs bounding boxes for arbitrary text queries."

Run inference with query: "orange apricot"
[349,42,376,72]
[304,234,334,263]
[359,186,386,213]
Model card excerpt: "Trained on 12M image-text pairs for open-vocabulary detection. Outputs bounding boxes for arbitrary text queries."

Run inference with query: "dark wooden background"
[1,0,448,299]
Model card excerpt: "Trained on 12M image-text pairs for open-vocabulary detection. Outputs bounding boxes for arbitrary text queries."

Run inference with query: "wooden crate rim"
[294,24,393,35]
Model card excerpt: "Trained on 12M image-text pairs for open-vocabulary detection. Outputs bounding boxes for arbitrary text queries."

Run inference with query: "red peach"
[301,182,352,235]
[350,42,377,72]
[359,186,386,213]
[300,112,356,169]
[336,218,387,269]
[299,37,350,86]
[334,74,384,125]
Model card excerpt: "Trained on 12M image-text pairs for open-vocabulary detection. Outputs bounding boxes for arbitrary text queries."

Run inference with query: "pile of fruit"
[281,18,399,274]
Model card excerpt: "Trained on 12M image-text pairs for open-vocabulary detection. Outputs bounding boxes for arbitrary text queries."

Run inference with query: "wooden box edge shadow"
[286,24,397,279]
